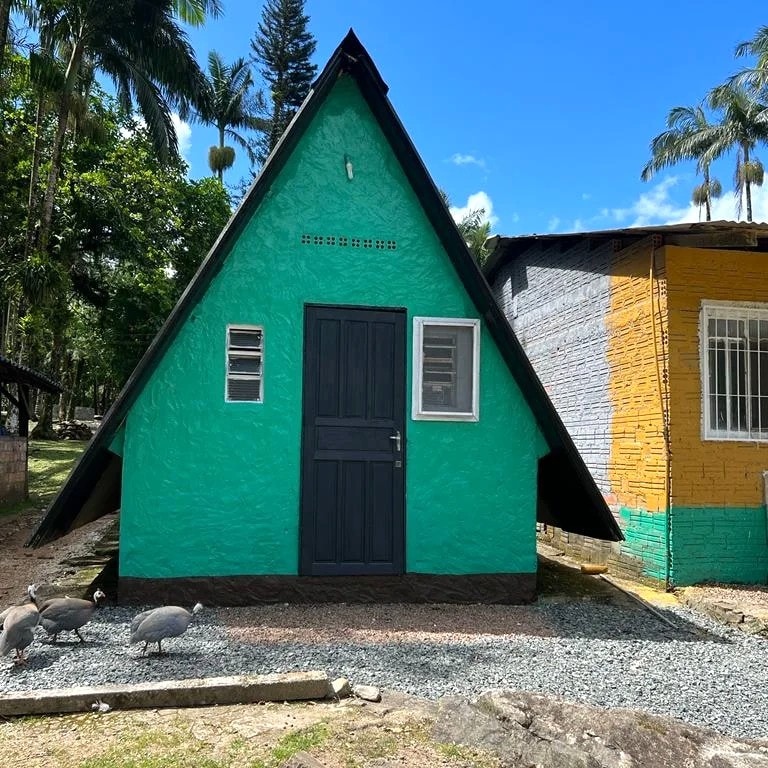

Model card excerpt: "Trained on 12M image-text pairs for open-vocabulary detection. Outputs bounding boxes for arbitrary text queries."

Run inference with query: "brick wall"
[664,245,768,585]
[0,437,27,505]
[493,240,613,492]
[492,238,670,585]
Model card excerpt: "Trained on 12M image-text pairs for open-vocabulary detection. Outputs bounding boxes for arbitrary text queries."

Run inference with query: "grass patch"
[0,439,85,517]
[268,722,329,765]
[77,725,223,768]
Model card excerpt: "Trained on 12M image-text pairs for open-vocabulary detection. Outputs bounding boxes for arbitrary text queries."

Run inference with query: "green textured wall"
[617,507,668,582]
[670,506,768,585]
[119,74,547,579]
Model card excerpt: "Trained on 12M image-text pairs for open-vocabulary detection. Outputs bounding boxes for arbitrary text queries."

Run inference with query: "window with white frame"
[226,326,263,402]
[701,302,768,440]
[413,317,480,421]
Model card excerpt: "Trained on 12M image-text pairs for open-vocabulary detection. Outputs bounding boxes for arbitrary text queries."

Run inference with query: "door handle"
[389,430,401,452]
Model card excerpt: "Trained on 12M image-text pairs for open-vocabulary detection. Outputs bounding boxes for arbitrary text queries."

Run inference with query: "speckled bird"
[38,588,107,643]
[129,602,203,655]
[0,585,40,664]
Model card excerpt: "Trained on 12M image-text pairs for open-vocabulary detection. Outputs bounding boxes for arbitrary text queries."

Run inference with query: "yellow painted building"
[487,222,768,586]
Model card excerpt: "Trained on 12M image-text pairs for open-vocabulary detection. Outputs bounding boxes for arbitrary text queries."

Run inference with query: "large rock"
[433,690,768,767]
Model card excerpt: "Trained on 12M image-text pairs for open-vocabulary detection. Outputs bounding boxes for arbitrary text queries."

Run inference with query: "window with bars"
[701,302,768,440]
[226,326,263,402]
[413,317,480,421]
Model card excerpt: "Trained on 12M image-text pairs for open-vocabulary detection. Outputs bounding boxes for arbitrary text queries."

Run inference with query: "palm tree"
[172,0,222,26]
[32,0,207,255]
[702,83,768,222]
[24,0,209,438]
[733,26,768,93]
[641,105,722,221]
[194,51,265,182]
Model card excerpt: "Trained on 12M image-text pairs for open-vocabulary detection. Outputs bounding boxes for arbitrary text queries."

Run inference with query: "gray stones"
[351,684,381,702]
[329,677,351,699]
[434,691,768,768]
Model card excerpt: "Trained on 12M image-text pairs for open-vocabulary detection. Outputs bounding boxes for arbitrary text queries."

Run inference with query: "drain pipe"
[649,236,672,591]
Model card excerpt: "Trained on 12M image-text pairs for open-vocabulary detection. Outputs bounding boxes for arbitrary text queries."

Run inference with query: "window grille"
[413,318,480,421]
[226,326,263,402]
[702,302,768,440]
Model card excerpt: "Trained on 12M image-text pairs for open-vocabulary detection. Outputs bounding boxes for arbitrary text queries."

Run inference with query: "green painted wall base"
[617,507,668,582]
[670,505,768,586]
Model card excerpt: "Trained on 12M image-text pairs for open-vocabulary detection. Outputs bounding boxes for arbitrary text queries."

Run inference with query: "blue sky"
[178,1,768,234]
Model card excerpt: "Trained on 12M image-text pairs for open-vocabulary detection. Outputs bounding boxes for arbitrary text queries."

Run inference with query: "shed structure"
[0,354,62,505]
[29,31,621,604]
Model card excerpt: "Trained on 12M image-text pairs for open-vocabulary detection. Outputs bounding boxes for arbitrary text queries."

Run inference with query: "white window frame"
[225,324,264,403]
[700,300,768,441]
[412,317,480,422]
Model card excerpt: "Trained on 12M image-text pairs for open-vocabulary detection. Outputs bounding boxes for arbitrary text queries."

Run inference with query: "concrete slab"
[0,670,331,717]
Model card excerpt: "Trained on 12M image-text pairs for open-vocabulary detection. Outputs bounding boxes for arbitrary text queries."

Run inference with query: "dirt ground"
[0,692,500,768]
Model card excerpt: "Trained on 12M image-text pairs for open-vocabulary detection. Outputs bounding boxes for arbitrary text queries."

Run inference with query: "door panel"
[301,305,406,576]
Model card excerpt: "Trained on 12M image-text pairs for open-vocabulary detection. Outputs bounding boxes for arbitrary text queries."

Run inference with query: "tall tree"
[703,83,768,222]
[250,0,316,164]
[641,105,722,221]
[194,51,265,181]
[32,0,206,257]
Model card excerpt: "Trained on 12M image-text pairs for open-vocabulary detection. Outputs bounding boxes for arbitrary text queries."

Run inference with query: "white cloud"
[602,176,768,228]
[608,177,689,227]
[450,153,486,169]
[664,183,768,225]
[581,193,592,201]
[118,113,192,164]
[547,216,560,232]
[449,191,498,227]
[171,113,192,162]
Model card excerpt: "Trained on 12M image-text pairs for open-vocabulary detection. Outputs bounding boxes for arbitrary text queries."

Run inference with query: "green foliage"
[250,0,317,164]
[0,54,231,424]
[441,190,492,266]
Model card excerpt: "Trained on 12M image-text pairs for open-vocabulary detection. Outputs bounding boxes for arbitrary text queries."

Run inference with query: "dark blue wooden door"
[300,305,406,576]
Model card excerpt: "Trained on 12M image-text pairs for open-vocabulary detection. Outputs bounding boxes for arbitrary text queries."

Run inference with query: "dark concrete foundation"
[119,572,537,606]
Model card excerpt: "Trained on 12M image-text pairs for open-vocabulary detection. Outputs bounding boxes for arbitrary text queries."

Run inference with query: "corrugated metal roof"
[485,220,768,280]
[0,354,62,394]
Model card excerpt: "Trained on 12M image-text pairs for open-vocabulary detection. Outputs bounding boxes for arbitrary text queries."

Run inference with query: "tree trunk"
[58,351,73,421]
[37,39,84,253]
[218,125,224,181]
[24,92,50,259]
[30,300,68,440]
[37,97,71,253]
[704,168,712,222]
[744,145,753,223]
[0,0,12,87]
[30,324,65,440]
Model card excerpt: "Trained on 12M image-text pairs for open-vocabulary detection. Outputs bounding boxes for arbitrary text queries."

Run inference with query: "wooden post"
[18,384,30,438]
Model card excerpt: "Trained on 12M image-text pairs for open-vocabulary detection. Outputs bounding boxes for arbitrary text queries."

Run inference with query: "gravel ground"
[1,599,767,742]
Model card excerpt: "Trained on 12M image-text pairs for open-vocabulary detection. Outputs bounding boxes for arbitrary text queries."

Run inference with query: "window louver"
[226,326,263,402]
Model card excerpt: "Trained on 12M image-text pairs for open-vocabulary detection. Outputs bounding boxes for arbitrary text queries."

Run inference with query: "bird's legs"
[13,649,28,666]
[75,629,85,643]
[142,642,148,656]
[157,640,163,655]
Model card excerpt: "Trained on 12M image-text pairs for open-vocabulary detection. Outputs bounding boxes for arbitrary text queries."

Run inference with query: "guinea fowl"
[0,585,40,664]
[38,588,107,643]
[130,602,203,655]
[0,583,39,628]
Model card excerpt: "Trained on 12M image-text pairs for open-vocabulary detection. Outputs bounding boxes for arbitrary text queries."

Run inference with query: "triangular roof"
[28,30,622,548]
